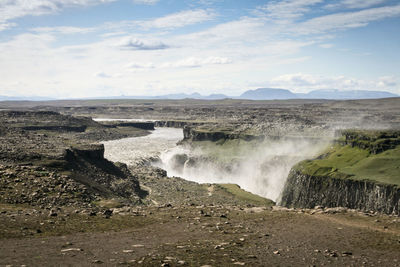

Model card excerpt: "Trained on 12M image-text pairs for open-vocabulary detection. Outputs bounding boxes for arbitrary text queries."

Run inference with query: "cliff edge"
[280,130,400,215]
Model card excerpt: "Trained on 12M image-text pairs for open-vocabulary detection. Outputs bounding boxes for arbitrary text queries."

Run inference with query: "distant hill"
[302,89,398,100]
[239,88,298,100]
[203,94,230,99]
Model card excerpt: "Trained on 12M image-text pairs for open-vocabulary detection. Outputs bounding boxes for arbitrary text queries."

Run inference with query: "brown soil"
[1,205,399,266]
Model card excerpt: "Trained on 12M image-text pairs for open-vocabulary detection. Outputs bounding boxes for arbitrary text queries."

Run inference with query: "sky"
[0,0,399,98]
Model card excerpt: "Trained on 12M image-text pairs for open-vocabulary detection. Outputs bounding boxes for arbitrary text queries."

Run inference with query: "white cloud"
[258,0,324,21]
[295,4,400,35]
[94,71,123,78]
[126,57,231,69]
[94,71,111,78]
[174,17,268,50]
[319,43,334,48]
[0,22,16,31]
[33,26,95,34]
[270,73,320,87]
[267,73,399,93]
[132,0,159,5]
[0,0,116,31]
[102,9,216,32]
[126,62,155,69]
[117,37,169,50]
[326,0,387,9]
[256,1,400,37]
[138,9,216,29]
[377,76,398,88]
[162,56,232,68]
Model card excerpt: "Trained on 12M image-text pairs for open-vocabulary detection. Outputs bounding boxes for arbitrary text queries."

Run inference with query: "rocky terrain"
[0,111,149,211]
[2,97,400,138]
[1,98,400,266]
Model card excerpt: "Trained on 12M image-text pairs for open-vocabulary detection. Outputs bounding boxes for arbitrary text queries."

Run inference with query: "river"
[101,127,184,166]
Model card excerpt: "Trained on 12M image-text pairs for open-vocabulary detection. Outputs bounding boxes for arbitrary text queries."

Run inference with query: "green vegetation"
[295,130,400,186]
[192,139,260,163]
[216,184,275,206]
[339,129,400,154]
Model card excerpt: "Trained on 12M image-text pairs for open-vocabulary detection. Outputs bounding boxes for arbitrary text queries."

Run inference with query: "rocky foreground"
[1,203,400,266]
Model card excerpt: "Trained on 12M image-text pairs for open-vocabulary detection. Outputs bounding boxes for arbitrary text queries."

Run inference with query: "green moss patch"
[215,184,275,206]
[296,139,400,186]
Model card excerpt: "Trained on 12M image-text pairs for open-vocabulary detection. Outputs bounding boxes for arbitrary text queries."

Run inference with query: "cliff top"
[295,130,400,186]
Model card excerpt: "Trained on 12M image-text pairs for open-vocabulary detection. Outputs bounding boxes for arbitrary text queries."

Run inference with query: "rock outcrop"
[0,111,149,208]
[183,126,264,142]
[65,144,105,160]
[280,129,400,215]
[63,144,147,201]
[280,170,400,215]
[154,120,204,128]
[338,129,400,154]
[101,121,155,130]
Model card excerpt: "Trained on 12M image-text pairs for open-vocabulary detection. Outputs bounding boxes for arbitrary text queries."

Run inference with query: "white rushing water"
[101,127,184,166]
[156,138,329,202]
[102,127,329,202]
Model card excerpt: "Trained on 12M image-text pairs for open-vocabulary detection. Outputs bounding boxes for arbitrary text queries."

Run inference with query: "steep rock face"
[65,144,105,160]
[280,170,400,215]
[101,121,155,130]
[63,144,147,201]
[154,120,204,128]
[183,126,264,142]
[183,127,229,141]
[338,130,400,154]
[21,125,87,132]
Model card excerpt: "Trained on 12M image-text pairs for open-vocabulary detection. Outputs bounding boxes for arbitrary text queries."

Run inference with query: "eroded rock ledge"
[280,129,400,215]
[280,170,400,215]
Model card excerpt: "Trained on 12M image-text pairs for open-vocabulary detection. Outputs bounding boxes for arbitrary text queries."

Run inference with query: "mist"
[154,137,330,202]
[102,127,331,202]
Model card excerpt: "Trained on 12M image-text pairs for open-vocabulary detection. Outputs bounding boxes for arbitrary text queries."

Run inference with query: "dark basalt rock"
[101,121,155,130]
[63,144,148,200]
[280,170,400,215]
[154,120,204,128]
[65,144,105,160]
[337,129,400,154]
[183,126,264,142]
[22,125,87,132]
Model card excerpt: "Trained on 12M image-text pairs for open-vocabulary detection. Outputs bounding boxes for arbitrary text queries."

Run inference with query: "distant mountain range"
[113,88,398,100]
[1,88,398,101]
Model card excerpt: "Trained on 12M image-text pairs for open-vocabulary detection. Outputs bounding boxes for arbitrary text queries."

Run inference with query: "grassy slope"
[296,144,400,186]
[216,184,275,206]
[191,140,259,162]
